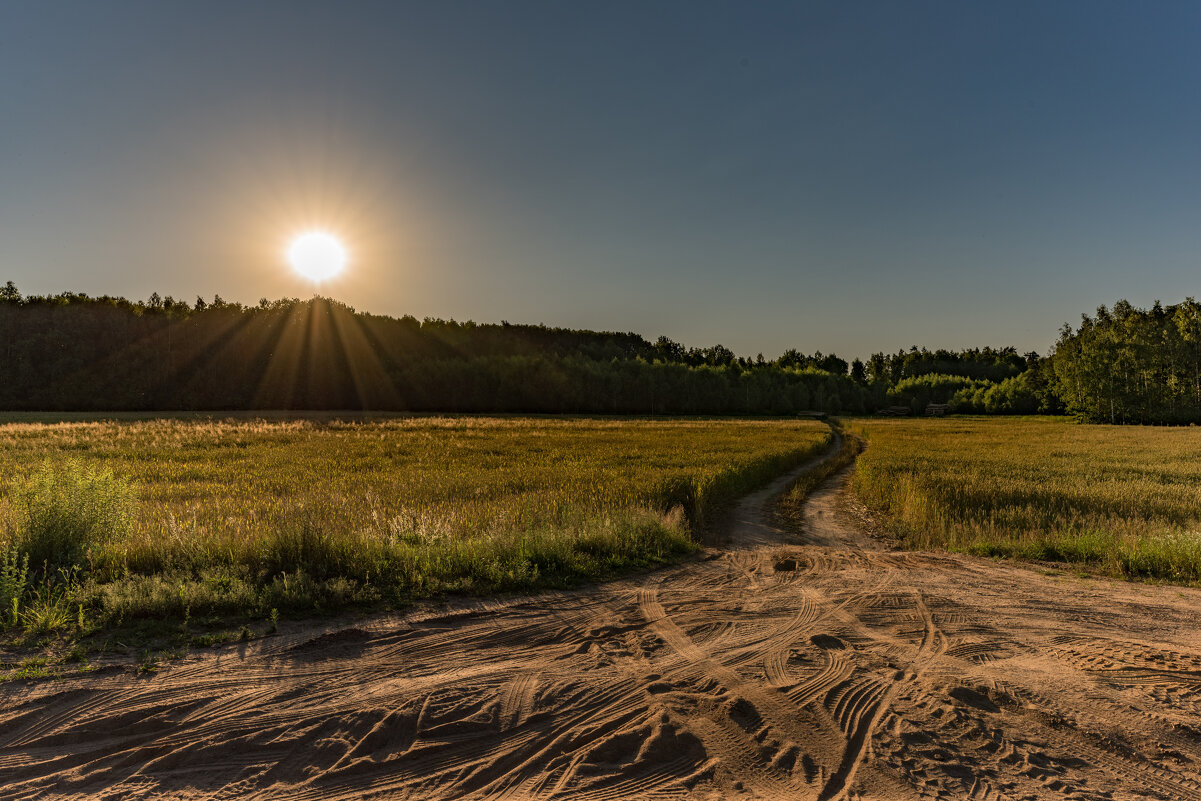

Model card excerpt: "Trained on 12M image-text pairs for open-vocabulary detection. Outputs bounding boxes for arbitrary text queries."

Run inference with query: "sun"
[287,231,348,282]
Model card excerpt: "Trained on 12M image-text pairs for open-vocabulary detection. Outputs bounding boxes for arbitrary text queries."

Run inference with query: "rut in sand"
[6,433,1201,800]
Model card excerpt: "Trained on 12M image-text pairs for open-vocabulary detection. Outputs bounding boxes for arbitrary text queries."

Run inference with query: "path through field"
[6,441,1201,800]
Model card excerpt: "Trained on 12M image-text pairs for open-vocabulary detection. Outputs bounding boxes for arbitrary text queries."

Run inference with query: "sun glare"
[288,231,348,283]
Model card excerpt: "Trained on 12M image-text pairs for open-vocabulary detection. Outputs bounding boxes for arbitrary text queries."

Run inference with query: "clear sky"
[2,1,1200,360]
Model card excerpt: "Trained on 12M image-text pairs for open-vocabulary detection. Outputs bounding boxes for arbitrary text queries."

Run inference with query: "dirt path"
[6,443,1201,800]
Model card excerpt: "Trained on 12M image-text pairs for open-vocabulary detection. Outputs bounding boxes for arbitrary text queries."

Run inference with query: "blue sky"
[2,1,1200,359]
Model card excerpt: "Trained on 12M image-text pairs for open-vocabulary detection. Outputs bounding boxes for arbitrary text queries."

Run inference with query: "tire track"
[817,593,946,801]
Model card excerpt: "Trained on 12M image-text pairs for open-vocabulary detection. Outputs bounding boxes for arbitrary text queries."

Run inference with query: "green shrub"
[9,460,137,570]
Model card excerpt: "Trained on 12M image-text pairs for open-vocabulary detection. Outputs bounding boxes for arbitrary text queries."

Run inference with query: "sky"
[2,1,1201,360]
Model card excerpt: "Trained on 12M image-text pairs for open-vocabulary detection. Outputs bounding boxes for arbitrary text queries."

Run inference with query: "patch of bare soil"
[6,445,1201,800]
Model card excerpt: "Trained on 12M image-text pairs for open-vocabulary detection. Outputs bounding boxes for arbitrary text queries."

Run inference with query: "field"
[17,415,1201,798]
[14,415,1201,799]
[849,416,1201,582]
[0,415,830,650]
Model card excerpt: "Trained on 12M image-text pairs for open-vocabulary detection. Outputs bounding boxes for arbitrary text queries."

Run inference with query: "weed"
[0,545,28,627]
[137,650,159,674]
[8,656,52,681]
[21,583,75,635]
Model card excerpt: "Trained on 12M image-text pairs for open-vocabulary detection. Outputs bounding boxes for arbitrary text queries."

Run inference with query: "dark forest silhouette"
[0,282,1078,416]
[0,285,868,414]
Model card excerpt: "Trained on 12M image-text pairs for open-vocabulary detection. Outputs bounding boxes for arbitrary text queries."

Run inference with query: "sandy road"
[6,440,1201,800]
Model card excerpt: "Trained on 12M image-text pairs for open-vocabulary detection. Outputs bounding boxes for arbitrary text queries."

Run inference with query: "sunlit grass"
[848,416,1201,582]
[0,416,831,640]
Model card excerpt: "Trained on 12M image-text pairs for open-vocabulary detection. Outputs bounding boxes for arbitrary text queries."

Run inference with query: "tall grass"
[849,416,1201,582]
[0,416,831,632]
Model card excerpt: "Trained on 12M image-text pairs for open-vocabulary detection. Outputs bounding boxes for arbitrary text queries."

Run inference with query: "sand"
[5,440,1201,800]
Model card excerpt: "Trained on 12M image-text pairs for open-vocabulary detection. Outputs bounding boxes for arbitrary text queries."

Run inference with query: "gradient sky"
[3,1,1200,360]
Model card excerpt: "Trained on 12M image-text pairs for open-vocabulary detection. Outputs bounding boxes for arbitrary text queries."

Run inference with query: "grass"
[0,415,832,658]
[848,416,1201,583]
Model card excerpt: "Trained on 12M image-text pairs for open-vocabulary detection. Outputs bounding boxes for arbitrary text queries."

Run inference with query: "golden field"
[0,416,830,642]
[849,416,1201,581]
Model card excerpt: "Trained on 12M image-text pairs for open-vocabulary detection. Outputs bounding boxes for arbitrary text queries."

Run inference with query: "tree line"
[0,284,869,415]
[865,299,1201,422]
[4,282,1191,422]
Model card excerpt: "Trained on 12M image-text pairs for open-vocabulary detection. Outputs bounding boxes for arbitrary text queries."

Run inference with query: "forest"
[0,284,869,415]
[0,282,1190,422]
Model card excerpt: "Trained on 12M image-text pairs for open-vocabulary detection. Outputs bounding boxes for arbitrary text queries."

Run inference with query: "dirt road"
[6,443,1201,800]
